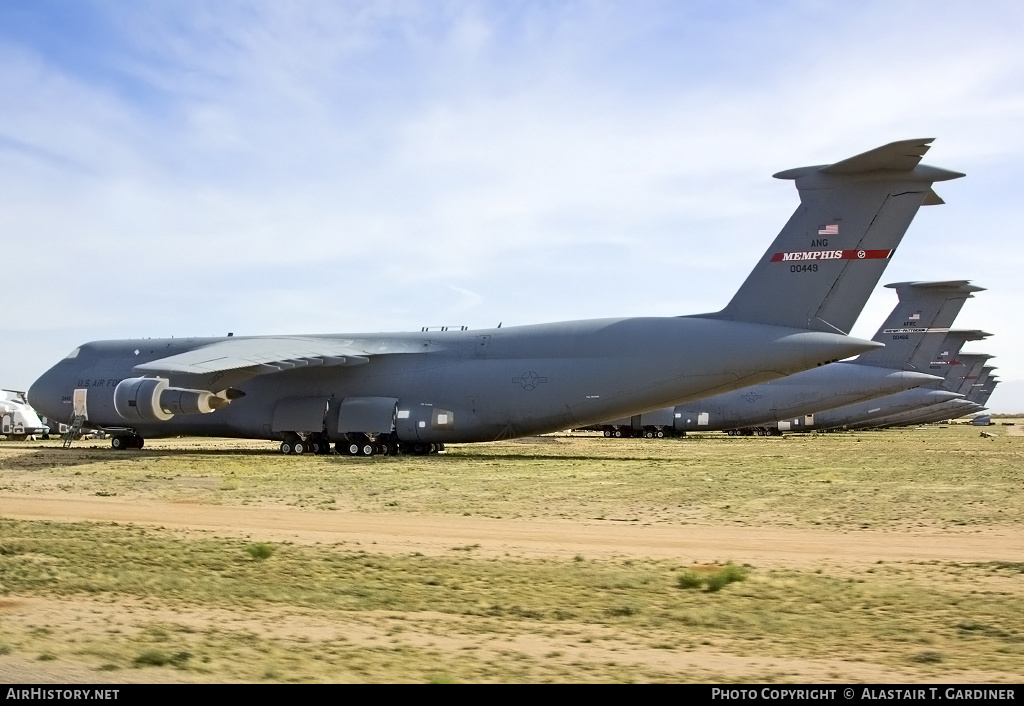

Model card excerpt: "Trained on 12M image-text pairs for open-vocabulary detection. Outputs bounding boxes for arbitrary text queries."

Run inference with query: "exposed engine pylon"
[113,377,231,423]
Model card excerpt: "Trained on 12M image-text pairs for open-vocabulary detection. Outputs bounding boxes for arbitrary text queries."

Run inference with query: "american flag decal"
[818,224,839,235]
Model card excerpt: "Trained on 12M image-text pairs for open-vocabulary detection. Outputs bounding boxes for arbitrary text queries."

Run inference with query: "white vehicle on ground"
[1,389,51,440]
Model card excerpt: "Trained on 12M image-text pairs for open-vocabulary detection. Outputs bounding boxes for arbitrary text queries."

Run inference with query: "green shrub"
[677,570,704,589]
[705,562,747,592]
[133,649,171,667]
[677,562,748,592]
[246,543,275,561]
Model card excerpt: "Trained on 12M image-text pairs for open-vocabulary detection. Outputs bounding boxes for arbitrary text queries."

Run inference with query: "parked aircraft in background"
[28,138,962,455]
[583,279,980,437]
[875,362,997,427]
[1,389,50,440]
[811,343,991,430]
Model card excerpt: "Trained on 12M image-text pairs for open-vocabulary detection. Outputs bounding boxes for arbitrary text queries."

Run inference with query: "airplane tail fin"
[923,330,990,392]
[700,139,964,333]
[950,354,993,395]
[971,375,997,406]
[929,329,989,374]
[852,280,983,370]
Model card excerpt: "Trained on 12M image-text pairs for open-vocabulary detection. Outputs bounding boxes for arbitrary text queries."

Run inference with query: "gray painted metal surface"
[588,279,979,436]
[877,365,998,427]
[856,356,995,428]
[27,139,962,452]
[812,345,991,430]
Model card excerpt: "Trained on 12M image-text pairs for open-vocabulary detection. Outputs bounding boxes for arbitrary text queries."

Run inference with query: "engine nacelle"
[114,377,226,423]
[160,387,223,416]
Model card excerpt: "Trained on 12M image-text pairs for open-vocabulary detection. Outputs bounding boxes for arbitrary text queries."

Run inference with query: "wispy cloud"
[2,1,1023,409]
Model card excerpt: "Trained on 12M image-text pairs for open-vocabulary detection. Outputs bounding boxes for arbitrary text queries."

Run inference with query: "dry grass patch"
[2,425,1021,530]
[2,426,1022,682]
[1,519,1022,682]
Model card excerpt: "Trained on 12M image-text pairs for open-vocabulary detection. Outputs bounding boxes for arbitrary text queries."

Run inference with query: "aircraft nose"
[27,368,63,421]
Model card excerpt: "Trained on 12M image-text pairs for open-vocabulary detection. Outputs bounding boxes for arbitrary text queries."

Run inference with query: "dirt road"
[5,493,1022,568]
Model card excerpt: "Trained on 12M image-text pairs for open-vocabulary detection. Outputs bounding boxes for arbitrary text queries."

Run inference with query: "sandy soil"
[2,431,1022,683]
[3,493,1022,567]
[0,592,1015,685]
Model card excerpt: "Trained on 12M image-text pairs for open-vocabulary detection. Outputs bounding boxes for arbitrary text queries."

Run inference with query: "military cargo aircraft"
[584,280,979,437]
[869,362,997,427]
[810,342,990,430]
[853,356,996,428]
[28,138,963,455]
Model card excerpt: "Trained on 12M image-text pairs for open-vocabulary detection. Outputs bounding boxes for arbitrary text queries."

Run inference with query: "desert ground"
[1,421,1022,683]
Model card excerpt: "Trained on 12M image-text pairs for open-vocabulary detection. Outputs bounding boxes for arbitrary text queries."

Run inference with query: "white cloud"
[2,1,1023,410]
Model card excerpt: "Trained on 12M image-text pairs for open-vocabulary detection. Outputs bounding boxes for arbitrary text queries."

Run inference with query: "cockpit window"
[64,347,80,359]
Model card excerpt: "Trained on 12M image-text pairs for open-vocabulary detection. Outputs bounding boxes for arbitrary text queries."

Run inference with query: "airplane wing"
[131,336,402,390]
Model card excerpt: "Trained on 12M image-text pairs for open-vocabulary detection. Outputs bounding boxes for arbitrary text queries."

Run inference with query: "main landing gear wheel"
[340,442,376,456]
[279,433,304,455]
[111,435,143,450]
[309,434,333,455]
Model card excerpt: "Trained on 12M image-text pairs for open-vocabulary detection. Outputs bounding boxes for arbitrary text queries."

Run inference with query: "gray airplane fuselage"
[873,399,979,428]
[592,279,983,436]
[810,388,965,430]
[597,362,936,434]
[839,356,993,429]
[865,370,997,428]
[671,363,935,432]
[29,316,874,443]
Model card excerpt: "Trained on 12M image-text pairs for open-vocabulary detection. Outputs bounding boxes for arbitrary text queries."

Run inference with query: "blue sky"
[2,1,1022,412]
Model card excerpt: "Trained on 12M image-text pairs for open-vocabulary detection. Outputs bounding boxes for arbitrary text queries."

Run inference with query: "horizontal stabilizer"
[822,137,935,174]
[773,138,965,183]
